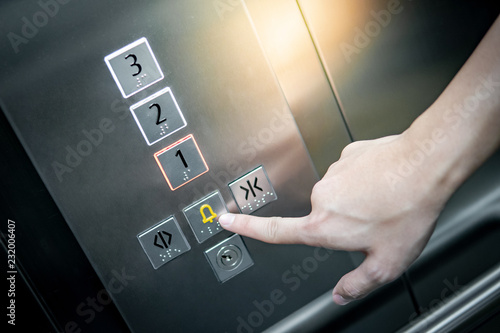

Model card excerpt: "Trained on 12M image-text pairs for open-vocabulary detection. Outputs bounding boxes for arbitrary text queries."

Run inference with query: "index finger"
[218,213,308,244]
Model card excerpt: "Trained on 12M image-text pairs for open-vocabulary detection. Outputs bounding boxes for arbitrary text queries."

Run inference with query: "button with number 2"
[130,87,187,146]
[104,37,164,98]
[154,135,209,191]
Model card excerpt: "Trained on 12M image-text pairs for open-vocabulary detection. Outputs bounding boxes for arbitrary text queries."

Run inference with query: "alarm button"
[183,190,228,243]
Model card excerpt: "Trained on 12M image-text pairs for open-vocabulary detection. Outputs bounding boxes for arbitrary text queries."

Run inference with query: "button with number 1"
[154,135,209,191]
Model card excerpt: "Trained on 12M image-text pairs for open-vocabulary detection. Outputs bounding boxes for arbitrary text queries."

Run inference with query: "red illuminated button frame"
[154,134,209,191]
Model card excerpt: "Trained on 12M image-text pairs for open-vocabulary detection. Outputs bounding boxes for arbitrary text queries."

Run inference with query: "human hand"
[219,133,449,305]
[220,15,500,305]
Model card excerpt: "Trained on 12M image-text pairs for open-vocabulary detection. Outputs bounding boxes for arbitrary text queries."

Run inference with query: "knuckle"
[311,181,333,200]
[340,145,351,158]
[385,266,402,283]
[342,280,363,300]
[265,216,282,243]
[303,212,323,232]
[301,212,327,244]
[365,263,399,285]
[340,142,358,157]
[365,264,386,284]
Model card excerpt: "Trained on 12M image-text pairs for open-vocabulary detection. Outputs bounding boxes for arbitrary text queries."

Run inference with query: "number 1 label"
[175,150,188,168]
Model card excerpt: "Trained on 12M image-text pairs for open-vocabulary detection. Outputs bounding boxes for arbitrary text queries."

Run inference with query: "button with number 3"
[104,37,164,98]
[154,135,209,191]
[130,87,187,145]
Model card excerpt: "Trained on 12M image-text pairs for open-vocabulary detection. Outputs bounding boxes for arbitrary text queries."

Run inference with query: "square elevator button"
[154,134,209,191]
[183,190,228,243]
[137,216,191,269]
[130,87,187,146]
[228,165,277,214]
[104,37,164,98]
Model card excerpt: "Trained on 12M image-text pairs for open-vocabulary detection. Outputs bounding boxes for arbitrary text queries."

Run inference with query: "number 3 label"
[125,54,142,76]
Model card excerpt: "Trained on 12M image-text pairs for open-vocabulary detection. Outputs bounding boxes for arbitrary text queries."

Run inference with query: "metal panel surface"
[243,0,352,176]
[298,0,500,140]
[0,107,130,332]
[0,0,355,332]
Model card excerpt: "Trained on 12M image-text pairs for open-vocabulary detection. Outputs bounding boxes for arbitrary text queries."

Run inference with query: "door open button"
[137,216,191,269]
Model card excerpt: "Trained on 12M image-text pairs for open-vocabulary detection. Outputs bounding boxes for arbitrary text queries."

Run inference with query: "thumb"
[218,213,308,244]
[332,254,398,305]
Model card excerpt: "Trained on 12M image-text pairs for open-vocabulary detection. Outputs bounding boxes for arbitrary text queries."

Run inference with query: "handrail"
[397,262,500,333]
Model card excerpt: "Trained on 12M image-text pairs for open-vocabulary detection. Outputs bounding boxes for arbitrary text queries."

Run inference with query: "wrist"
[399,115,464,206]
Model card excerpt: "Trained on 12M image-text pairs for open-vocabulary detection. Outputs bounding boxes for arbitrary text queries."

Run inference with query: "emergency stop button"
[183,190,228,243]
[229,166,277,214]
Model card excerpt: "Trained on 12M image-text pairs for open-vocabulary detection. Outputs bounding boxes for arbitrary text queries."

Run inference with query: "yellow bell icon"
[200,204,217,224]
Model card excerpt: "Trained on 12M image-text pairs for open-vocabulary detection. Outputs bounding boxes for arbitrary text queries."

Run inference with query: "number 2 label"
[149,103,167,125]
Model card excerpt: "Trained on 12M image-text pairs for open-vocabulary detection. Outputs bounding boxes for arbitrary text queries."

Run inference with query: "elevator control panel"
[0,2,347,330]
[105,38,256,277]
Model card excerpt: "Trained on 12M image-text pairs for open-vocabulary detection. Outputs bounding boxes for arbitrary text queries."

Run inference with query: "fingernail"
[219,214,235,227]
[333,294,350,306]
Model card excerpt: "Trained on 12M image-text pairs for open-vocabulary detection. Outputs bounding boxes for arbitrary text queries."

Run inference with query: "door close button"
[229,166,277,214]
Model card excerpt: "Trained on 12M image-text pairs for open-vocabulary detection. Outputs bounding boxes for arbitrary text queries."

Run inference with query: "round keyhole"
[216,245,243,270]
